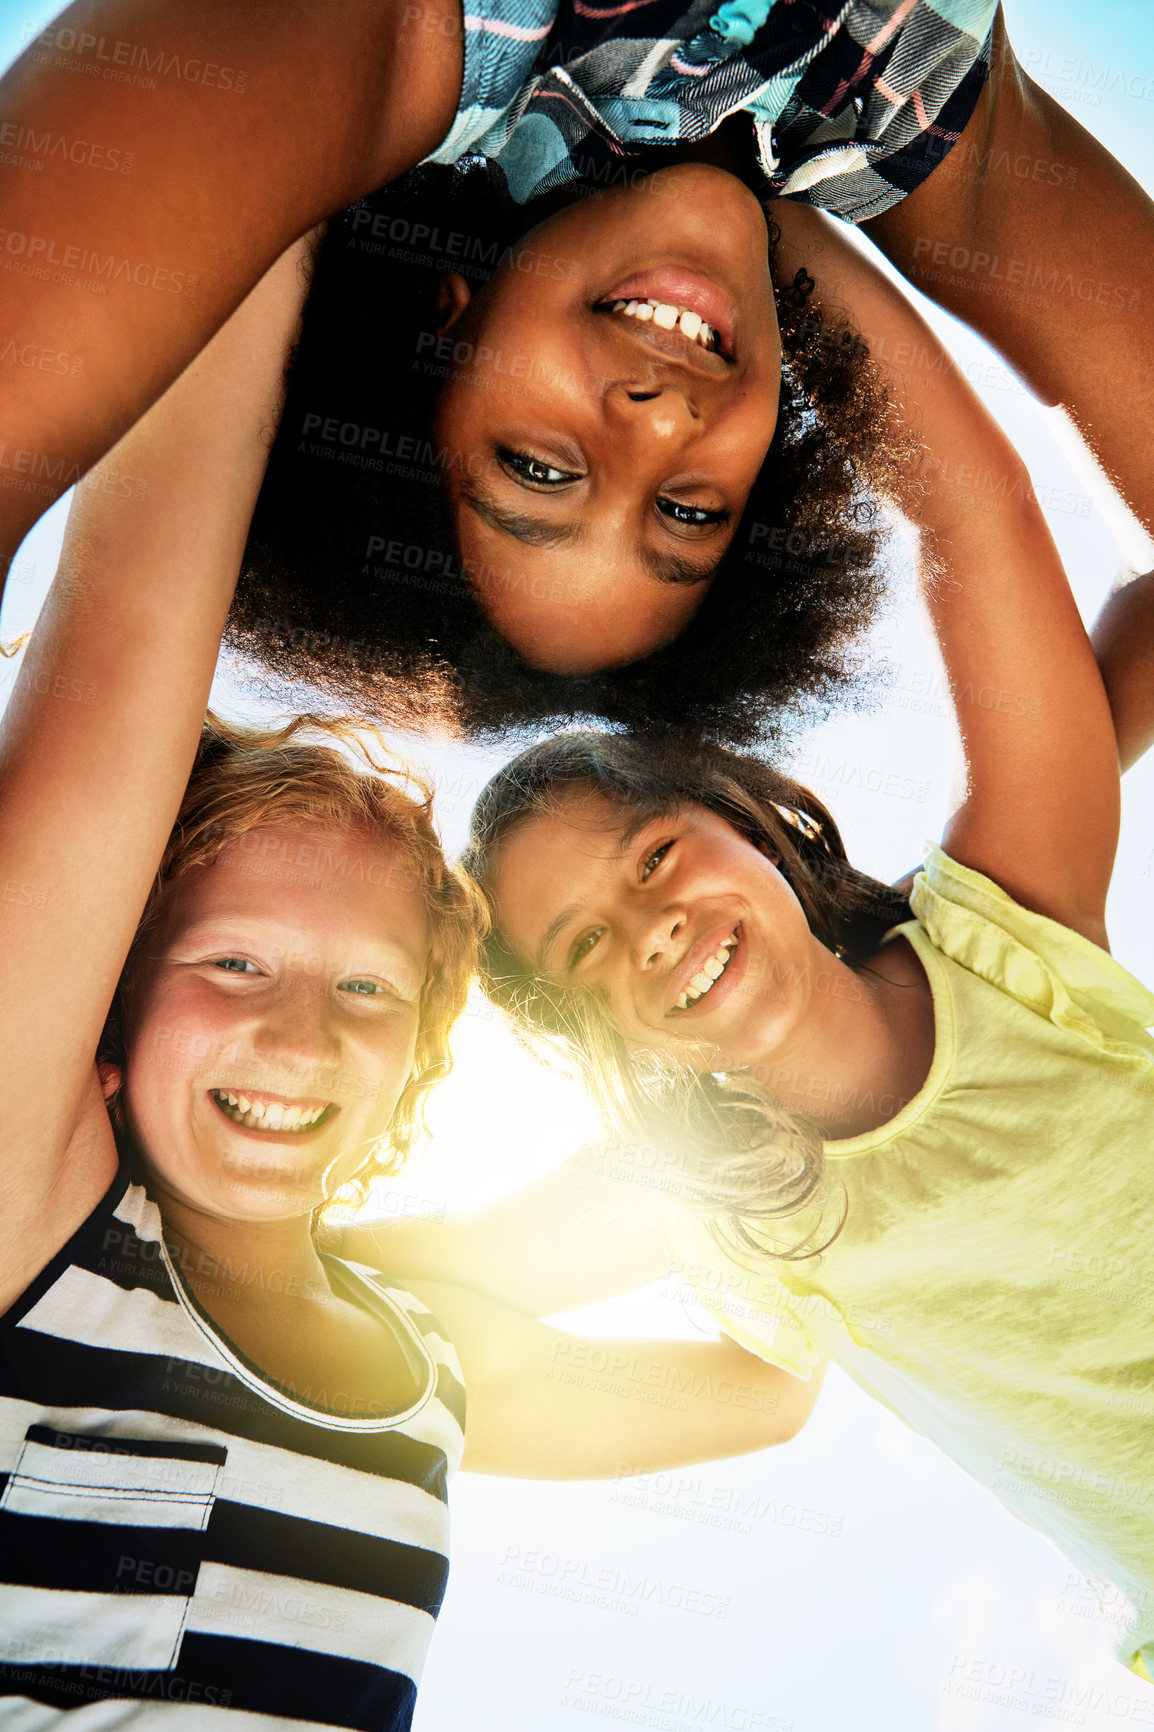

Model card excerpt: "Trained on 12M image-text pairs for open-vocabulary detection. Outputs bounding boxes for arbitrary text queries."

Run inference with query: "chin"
[213,1155,326,1206]
[141,1147,323,1223]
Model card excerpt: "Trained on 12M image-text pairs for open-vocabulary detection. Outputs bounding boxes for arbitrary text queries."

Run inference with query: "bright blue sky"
[3,4,1154,1730]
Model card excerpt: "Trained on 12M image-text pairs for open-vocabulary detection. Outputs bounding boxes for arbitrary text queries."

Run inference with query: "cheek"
[125,984,239,1095]
[637,578,713,648]
[436,308,581,432]
[351,1016,421,1109]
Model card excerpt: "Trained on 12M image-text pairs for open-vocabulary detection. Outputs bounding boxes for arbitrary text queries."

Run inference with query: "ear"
[97,1061,123,1103]
[435,273,473,333]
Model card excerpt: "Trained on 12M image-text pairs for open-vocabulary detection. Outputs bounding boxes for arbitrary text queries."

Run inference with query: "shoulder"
[910,848,1154,1051]
[397,1278,539,1389]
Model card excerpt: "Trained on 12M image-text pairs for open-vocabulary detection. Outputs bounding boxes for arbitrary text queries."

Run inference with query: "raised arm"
[0,237,310,1311]
[861,7,1154,541]
[1091,572,1154,774]
[774,202,1119,943]
[0,0,459,594]
[411,1280,823,1477]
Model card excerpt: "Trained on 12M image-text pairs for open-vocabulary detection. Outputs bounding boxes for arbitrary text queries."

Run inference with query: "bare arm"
[775,203,1119,941]
[342,1150,674,1318]
[412,1280,823,1477]
[0,0,459,594]
[861,7,1154,540]
[1091,572,1154,774]
[0,238,310,1310]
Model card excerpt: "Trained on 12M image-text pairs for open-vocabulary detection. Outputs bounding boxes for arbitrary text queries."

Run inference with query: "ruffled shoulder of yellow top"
[663,846,1154,1382]
[909,845,1154,1060]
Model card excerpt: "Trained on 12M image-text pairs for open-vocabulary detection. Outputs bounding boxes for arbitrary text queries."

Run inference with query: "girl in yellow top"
[359,217,1154,1676]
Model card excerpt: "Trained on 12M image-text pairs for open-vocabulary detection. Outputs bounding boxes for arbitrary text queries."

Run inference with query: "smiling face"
[487,789,835,1071]
[121,824,428,1225]
[433,165,782,673]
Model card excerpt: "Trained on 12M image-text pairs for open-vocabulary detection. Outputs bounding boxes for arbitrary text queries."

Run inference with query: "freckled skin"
[121,824,429,1228]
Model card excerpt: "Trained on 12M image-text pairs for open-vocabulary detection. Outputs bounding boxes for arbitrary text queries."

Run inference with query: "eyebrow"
[535,903,580,974]
[173,917,419,967]
[640,546,717,587]
[462,482,585,550]
[463,481,719,587]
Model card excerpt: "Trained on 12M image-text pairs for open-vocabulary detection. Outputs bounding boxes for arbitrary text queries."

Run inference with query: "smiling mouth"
[674,929,739,1011]
[608,299,719,354]
[210,1091,336,1134]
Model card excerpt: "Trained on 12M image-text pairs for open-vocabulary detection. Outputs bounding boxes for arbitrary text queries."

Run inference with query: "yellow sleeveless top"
[665,846,1154,1675]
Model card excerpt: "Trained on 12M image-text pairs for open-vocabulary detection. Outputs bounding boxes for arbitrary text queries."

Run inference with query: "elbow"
[774,1404,811,1445]
[777,1359,827,1442]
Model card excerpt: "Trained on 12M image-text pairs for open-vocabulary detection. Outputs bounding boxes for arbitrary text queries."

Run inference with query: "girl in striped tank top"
[0,244,819,1728]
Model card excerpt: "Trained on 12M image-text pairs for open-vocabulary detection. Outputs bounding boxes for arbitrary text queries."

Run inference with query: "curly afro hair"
[231,159,915,747]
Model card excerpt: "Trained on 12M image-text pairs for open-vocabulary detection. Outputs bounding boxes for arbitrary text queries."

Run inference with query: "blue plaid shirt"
[428,0,997,221]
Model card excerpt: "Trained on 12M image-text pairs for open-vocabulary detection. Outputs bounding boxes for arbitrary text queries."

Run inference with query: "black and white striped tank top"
[0,1161,465,1728]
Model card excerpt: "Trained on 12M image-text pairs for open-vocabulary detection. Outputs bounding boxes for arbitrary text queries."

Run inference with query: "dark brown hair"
[463,730,911,1260]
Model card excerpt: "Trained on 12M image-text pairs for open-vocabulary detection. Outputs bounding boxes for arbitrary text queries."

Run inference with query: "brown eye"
[641,842,673,879]
[498,448,581,487]
[569,927,605,969]
[656,499,728,528]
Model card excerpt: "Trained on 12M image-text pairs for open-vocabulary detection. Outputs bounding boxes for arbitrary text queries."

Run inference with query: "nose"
[632,903,687,971]
[251,979,342,1090]
[604,379,701,441]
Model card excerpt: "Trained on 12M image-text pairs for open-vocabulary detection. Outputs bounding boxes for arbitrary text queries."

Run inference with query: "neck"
[160,1198,331,1315]
[526,117,762,226]
[737,941,931,1139]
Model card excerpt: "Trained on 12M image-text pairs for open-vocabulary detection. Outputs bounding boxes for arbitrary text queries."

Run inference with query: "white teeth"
[674,931,739,1011]
[610,298,718,351]
[212,1092,329,1133]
